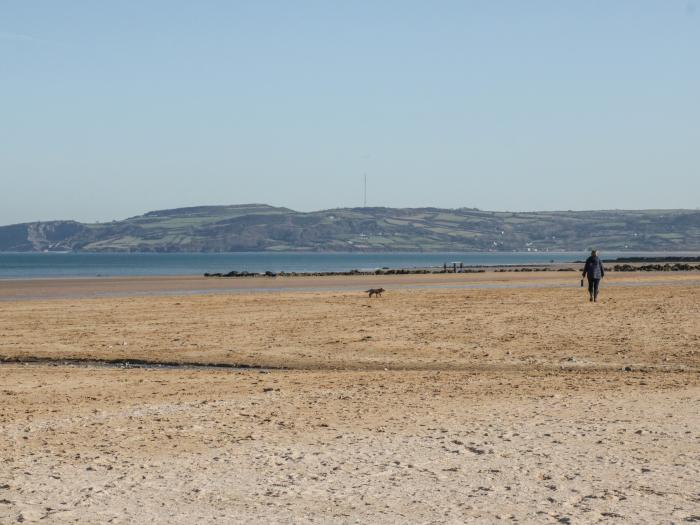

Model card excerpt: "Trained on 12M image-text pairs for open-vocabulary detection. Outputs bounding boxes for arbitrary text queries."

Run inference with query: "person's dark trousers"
[588,278,600,301]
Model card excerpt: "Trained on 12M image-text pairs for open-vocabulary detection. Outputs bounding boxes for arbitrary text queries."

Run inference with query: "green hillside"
[2,205,700,252]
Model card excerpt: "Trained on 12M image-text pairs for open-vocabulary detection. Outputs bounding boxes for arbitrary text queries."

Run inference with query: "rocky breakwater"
[612,263,700,272]
[203,268,488,278]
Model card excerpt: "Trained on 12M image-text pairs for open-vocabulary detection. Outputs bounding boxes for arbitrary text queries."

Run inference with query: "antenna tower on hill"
[363,174,367,207]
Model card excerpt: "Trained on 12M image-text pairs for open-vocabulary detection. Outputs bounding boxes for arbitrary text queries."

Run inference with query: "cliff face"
[0,221,91,252]
[2,205,700,252]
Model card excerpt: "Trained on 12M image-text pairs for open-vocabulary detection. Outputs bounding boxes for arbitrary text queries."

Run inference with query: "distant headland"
[1,204,700,253]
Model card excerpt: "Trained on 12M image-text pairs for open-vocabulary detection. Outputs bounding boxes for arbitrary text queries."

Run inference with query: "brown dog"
[366,288,385,298]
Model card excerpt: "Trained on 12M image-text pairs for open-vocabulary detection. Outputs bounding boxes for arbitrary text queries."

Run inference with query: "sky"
[1,1,699,224]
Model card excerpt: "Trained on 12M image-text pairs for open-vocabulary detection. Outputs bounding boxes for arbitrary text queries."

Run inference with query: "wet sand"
[2,270,700,301]
[1,272,699,523]
[2,271,568,300]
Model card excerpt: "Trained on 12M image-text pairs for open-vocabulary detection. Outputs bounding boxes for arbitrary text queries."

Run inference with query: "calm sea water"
[1,251,698,279]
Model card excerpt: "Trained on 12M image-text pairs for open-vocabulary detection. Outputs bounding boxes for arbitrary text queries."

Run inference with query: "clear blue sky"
[1,1,699,224]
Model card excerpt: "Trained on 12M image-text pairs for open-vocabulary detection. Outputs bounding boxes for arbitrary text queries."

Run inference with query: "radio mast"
[363,174,367,207]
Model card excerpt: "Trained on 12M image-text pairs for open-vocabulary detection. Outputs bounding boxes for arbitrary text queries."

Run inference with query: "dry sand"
[1,272,699,523]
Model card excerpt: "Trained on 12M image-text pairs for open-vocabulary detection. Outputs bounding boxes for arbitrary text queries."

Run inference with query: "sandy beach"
[2,271,699,523]
[5,0,700,522]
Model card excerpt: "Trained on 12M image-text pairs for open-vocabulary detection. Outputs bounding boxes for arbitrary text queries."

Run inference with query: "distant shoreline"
[204,259,700,279]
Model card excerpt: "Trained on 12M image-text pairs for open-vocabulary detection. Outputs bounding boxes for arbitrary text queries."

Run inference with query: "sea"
[1,251,699,279]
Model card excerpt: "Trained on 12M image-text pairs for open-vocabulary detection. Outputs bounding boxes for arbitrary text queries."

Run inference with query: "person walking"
[582,249,605,302]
